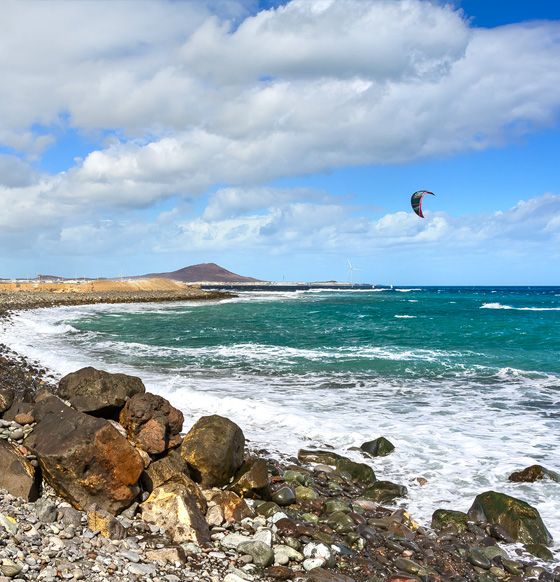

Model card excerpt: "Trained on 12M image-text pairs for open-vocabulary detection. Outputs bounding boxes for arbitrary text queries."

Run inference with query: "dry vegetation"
[0,278,192,293]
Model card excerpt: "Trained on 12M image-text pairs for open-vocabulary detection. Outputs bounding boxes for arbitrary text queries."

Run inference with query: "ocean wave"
[481,302,560,311]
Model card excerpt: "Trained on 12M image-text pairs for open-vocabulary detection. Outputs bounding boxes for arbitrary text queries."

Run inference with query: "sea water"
[2,287,559,562]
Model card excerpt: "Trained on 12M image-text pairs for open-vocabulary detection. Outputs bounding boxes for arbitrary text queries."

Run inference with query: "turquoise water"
[2,286,559,560]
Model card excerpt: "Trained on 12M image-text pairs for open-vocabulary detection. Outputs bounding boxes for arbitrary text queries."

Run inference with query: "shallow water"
[2,286,559,562]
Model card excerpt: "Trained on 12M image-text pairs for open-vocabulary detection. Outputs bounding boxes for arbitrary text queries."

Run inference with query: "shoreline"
[0,292,559,582]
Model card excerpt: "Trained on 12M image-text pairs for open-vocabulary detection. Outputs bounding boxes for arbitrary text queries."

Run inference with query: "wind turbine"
[346,259,360,285]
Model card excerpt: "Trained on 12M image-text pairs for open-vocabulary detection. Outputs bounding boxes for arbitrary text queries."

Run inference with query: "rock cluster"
[0,363,558,582]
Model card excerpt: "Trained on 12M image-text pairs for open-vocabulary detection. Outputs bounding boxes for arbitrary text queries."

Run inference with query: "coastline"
[0,291,559,582]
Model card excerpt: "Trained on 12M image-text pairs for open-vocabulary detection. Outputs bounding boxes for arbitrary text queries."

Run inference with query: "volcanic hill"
[134,263,262,283]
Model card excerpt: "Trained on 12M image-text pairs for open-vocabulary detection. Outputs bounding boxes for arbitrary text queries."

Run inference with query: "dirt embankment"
[0,279,232,315]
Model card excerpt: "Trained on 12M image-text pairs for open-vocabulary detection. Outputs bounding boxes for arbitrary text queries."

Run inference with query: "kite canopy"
[411,190,434,218]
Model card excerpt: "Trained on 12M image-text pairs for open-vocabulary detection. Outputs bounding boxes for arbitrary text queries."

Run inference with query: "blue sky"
[1,0,559,285]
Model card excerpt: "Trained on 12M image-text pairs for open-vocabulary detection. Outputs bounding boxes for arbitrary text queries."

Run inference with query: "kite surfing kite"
[411,190,434,218]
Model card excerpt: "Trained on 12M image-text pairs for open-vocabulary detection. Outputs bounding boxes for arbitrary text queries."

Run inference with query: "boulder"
[180,415,245,487]
[87,503,127,539]
[229,458,271,500]
[207,490,255,522]
[0,389,15,415]
[0,440,40,501]
[361,437,395,457]
[431,509,469,533]
[335,458,375,484]
[141,448,191,491]
[141,481,211,545]
[361,481,407,503]
[2,401,34,422]
[119,392,184,455]
[508,465,560,483]
[57,366,145,419]
[297,449,343,466]
[25,396,144,514]
[468,491,553,546]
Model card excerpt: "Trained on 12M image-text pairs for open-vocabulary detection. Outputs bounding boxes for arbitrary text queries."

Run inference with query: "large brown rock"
[141,481,211,545]
[468,490,553,546]
[119,392,184,455]
[206,490,254,523]
[0,440,40,501]
[57,367,145,419]
[141,448,190,491]
[0,389,15,415]
[229,458,271,500]
[25,396,144,514]
[180,415,245,487]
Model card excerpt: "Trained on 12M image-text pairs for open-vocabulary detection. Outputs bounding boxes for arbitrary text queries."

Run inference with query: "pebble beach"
[0,286,559,582]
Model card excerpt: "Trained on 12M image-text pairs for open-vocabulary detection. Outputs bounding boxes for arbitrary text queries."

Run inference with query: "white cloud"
[0,0,559,280]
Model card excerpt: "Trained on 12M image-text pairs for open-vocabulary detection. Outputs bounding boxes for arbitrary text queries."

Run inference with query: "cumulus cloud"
[0,0,559,278]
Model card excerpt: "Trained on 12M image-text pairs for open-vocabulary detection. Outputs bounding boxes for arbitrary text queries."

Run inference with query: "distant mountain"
[134,263,263,283]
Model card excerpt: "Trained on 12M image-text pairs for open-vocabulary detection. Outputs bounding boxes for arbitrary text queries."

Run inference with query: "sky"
[1,0,559,286]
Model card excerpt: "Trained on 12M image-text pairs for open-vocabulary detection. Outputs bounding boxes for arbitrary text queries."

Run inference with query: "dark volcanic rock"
[57,366,145,419]
[180,414,244,487]
[431,508,469,532]
[361,480,407,503]
[508,465,560,483]
[360,436,395,457]
[25,396,144,514]
[119,392,184,454]
[468,490,553,546]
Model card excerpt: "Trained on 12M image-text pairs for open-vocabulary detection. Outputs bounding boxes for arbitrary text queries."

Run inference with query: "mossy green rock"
[294,486,317,500]
[297,449,342,466]
[255,501,281,518]
[524,543,554,561]
[362,480,407,503]
[282,470,306,484]
[431,509,469,532]
[468,491,553,546]
[361,437,395,457]
[324,499,350,514]
[335,458,376,483]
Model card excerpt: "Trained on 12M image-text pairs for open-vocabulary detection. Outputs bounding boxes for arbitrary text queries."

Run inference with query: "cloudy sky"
[1,0,559,285]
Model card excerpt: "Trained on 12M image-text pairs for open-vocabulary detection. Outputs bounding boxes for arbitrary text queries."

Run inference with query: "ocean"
[2,286,559,562]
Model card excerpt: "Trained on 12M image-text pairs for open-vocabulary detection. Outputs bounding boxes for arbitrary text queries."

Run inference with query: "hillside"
[135,263,262,283]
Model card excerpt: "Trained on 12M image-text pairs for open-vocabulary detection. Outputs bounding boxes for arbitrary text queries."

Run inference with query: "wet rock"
[297,449,343,466]
[335,457,376,483]
[119,392,184,455]
[508,465,560,483]
[469,548,491,569]
[180,414,245,487]
[362,480,407,503]
[432,508,469,532]
[524,543,554,561]
[57,366,146,419]
[272,485,297,506]
[468,491,553,546]
[361,436,395,457]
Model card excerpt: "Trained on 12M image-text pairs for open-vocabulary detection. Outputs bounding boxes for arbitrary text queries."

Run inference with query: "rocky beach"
[0,286,558,582]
